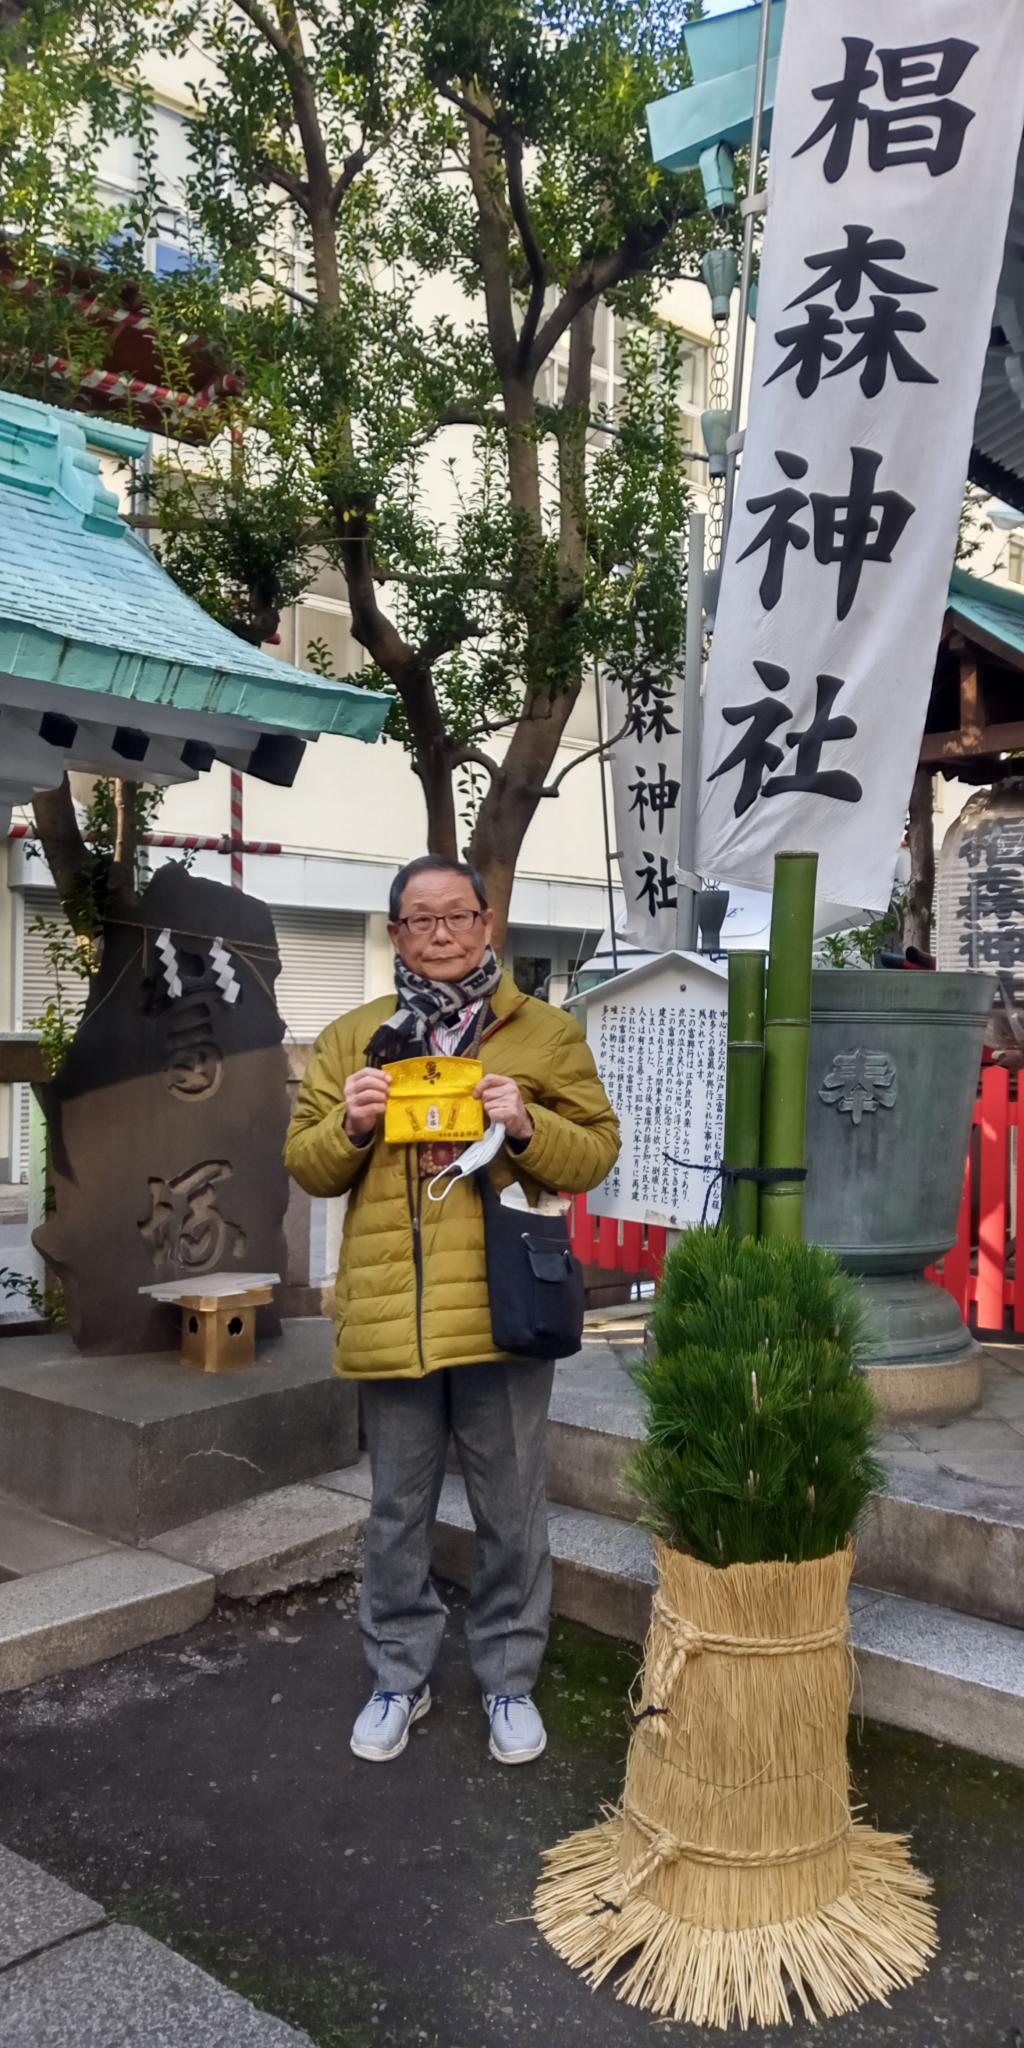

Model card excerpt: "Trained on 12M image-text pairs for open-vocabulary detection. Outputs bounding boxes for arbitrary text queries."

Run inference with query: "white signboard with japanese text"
[607,675,683,952]
[697,0,1024,914]
[583,953,728,1227]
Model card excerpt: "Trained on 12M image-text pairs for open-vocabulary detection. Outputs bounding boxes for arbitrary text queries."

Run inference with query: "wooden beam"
[958,650,983,754]
[919,717,1024,766]
[905,768,935,956]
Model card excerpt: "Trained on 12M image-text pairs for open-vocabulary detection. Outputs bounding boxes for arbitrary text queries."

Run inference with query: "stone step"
[0,1496,115,1582]
[0,1550,214,1693]
[149,1484,370,1601]
[544,1347,1024,1630]
[431,1475,1024,1769]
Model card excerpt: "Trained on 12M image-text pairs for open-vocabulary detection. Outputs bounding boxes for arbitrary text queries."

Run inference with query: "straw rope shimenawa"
[534,1541,937,2030]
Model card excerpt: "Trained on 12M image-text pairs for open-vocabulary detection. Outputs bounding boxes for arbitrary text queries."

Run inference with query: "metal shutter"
[15,890,77,1180]
[272,907,365,1043]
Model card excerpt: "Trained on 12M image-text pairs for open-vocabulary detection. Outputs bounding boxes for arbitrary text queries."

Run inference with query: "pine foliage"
[627,1230,884,1567]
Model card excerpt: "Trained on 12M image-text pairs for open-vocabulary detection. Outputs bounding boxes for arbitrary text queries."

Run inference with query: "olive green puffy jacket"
[284,973,620,1379]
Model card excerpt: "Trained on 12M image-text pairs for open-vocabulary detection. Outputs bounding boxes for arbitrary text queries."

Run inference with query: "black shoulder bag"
[476,1170,585,1362]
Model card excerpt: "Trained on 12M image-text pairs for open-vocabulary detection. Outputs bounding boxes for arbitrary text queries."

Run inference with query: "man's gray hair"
[389,855,489,923]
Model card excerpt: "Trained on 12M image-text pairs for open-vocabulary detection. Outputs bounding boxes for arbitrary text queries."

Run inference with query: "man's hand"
[475,1073,533,1144]
[344,1067,391,1141]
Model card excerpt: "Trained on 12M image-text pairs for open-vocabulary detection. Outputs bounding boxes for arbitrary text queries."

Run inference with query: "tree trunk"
[107,779,140,917]
[905,769,935,956]
[31,777,92,930]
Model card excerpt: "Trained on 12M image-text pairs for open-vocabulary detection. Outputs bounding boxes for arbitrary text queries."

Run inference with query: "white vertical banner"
[697,0,1024,913]
[608,673,682,949]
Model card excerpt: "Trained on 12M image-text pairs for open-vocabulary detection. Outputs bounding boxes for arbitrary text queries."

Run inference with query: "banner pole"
[675,508,706,951]
[720,0,773,557]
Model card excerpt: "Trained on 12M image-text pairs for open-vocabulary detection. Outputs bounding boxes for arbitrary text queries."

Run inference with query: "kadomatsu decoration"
[534,1231,936,2029]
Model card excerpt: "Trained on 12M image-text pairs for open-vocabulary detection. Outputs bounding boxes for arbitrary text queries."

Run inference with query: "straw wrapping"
[535,1543,936,2028]
[645,1591,849,1739]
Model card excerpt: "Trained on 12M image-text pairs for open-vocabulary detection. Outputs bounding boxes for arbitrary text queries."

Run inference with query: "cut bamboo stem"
[760,852,817,1244]
[723,950,765,1238]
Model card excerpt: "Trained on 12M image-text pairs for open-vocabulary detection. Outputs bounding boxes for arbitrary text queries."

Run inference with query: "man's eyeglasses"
[397,911,484,937]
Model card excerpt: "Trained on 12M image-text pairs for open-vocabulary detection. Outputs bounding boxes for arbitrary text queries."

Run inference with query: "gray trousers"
[359,1358,555,1696]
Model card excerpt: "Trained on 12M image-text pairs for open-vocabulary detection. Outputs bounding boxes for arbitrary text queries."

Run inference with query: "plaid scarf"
[365,947,502,1067]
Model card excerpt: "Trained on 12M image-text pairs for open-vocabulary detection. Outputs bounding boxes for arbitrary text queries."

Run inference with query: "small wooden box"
[139,1272,279,1372]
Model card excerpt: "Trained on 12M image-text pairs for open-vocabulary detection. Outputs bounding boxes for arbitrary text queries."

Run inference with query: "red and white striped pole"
[7,824,282,856]
[230,770,244,889]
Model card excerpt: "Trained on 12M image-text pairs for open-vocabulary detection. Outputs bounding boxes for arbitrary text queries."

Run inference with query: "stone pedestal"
[0,1320,355,1541]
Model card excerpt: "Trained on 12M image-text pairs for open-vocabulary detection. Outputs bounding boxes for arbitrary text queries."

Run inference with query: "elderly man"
[286,855,619,1766]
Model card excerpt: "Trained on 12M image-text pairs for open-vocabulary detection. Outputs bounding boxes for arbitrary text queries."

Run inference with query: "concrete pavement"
[0,1577,1022,2046]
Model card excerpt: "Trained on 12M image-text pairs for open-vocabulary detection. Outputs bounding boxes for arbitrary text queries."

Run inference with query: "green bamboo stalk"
[722,949,765,1239]
[759,851,818,1243]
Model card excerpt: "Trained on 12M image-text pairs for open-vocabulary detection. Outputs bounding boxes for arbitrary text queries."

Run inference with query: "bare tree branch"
[254,154,311,214]
[529,202,702,375]
[451,745,503,782]
[463,88,519,383]
[535,720,631,797]
[329,142,369,218]
[432,75,503,137]
[376,562,510,596]
[503,128,546,371]
[439,401,510,430]
[417,618,486,666]
[256,269,317,309]
[232,0,292,64]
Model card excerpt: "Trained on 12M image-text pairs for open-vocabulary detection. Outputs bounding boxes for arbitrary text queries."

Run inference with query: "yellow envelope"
[383,1054,485,1144]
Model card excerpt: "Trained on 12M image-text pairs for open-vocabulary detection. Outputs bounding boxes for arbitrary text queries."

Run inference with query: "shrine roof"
[0,392,388,798]
[947,568,1024,668]
[646,4,1024,514]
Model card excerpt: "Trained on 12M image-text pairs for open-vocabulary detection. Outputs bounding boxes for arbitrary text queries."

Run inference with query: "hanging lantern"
[935,778,1024,975]
[700,247,740,324]
[698,143,736,218]
[700,406,730,481]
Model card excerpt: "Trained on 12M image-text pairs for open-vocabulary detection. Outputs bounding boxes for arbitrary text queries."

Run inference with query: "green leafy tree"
[2,0,721,942]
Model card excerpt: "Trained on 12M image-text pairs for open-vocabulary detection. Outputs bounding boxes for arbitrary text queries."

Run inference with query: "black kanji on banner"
[795,37,978,183]
[789,225,935,310]
[709,660,863,819]
[628,760,680,833]
[625,685,680,746]
[739,446,914,617]
[634,851,678,917]
[769,225,938,400]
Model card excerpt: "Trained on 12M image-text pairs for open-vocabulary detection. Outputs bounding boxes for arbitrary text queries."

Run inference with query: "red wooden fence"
[571,1067,1023,1337]
[569,1196,666,1284]
[928,1065,1024,1335]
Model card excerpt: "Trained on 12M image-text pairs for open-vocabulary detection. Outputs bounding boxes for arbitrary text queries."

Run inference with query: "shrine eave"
[0,392,388,817]
[919,568,1024,773]
[647,3,1024,515]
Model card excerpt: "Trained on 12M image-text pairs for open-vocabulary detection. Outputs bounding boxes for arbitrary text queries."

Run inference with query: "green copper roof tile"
[0,392,388,744]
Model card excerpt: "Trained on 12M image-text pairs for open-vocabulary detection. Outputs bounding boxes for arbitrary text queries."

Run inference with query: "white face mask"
[426,1122,506,1202]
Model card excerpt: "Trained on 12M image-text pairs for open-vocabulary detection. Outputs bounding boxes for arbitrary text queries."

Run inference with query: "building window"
[295,597,362,681]
[1009,536,1024,587]
[543,304,709,479]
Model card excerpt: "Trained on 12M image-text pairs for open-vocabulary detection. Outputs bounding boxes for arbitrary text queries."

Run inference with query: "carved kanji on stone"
[33,866,289,1354]
[819,1046,898,1125]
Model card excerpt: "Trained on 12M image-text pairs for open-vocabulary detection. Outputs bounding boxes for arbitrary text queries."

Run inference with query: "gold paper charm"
[384,1055,485,1144]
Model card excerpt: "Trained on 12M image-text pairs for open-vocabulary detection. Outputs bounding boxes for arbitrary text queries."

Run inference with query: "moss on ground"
[108,1897,395,2048]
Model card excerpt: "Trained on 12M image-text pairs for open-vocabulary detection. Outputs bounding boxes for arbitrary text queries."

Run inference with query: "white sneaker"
[484,1692,547,1765]
[350,1685,431,1762]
